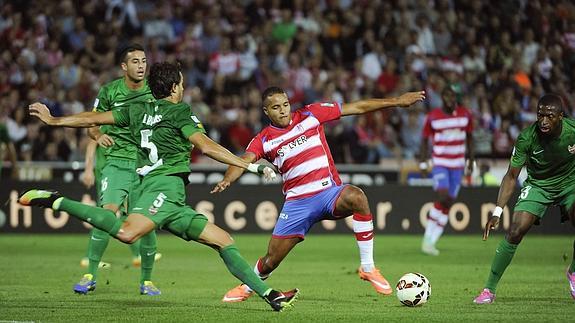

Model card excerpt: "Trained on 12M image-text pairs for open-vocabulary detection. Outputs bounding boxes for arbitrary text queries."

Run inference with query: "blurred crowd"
[1,0,575,165]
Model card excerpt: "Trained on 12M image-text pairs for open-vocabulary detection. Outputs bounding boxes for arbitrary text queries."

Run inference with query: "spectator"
[2,0,575,165]
[57,54,81,90]
[271,9,297,44]
[5,107,27,144]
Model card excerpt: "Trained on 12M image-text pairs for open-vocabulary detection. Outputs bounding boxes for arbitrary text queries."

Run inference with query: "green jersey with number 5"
[112,99,206,177]
[510,118,575,192]
[94,78,155,160]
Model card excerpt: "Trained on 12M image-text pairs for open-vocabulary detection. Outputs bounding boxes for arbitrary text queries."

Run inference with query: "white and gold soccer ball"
[396,272,431,307]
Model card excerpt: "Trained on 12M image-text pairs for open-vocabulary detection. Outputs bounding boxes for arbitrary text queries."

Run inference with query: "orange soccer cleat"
[222,284,254,303]
[358,267,393,295]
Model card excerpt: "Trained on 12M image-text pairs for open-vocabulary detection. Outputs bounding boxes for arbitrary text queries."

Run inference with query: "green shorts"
[514,182,575,219]
[100,159,140,208]
[130,174,208,241]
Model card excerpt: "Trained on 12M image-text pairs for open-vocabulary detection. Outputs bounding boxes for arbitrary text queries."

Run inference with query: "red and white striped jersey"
[422,106,472,169]
[247,102,343,200]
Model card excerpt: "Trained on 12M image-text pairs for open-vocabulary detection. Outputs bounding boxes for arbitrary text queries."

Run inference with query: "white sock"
[430,212,448,245]
[244,258,269,293]
[423,214,437,244]
[353,214,375,272]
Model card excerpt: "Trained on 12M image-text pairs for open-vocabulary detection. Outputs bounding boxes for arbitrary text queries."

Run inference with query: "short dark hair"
[118,43,145,63]
[537,93,564,113]
[148,62,182,99]
[261,86,286,106]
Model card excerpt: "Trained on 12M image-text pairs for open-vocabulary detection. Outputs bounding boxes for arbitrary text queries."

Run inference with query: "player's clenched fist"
[261,166,277,181]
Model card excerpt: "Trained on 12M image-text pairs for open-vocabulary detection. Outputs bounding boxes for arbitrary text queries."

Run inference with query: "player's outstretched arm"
[189,132,275,181]
[211,153,257,193]
[483,165,521,240]
[29,102,115,128]
[341,91,426,116]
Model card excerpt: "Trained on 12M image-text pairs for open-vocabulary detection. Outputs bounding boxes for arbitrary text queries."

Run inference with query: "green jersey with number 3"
[94,78,155,160]
[112,99,206,177]
[510,118,575,192]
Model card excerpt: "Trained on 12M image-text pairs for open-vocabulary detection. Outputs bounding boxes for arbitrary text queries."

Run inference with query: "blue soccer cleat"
[73,274,96,295]
[140,281,161,296]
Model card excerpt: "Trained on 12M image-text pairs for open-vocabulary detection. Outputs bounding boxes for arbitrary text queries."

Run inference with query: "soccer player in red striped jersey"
[212,86,425,302]
[419,85,474,256]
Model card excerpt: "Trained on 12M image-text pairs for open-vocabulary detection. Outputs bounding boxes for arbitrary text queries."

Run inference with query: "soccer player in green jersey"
[473,94,575,304]
[22,61,299,311]
[74,44,161,295]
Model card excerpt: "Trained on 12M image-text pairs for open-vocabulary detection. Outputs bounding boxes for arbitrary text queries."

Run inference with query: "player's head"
[536,93,564,135]
[149,62,184,102]
[441,85,457,112]
[119,44,146,83]
[262,86,291,127]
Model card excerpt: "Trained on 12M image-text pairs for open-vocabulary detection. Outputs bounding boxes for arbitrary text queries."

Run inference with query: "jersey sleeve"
[510,131,529,168]
[302,102,342,124]
[93,87,110,112]
[112,109,130,127]
[246,133,264,160]
[421,114,432,139]
[177,104,207,138]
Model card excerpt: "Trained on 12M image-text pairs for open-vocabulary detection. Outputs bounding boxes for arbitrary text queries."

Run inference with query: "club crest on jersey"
[142,113,162,126]
[277,135,307,157]
[568,144,575,154]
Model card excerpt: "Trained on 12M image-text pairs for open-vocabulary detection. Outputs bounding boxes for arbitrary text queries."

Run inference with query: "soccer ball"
[396,272,431,307]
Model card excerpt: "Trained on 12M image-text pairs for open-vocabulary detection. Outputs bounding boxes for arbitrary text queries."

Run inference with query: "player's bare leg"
[474,211,536,304]
[335,185,392,295]
[259,237,301,275]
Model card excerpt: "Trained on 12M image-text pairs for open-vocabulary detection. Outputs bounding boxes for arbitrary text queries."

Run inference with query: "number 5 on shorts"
[153,193,167,208]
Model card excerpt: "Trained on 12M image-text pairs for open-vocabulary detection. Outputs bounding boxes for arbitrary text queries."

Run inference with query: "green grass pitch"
[1,234,574,322]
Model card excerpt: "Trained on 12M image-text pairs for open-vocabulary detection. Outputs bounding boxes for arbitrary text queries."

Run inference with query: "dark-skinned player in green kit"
[474,93,575,304]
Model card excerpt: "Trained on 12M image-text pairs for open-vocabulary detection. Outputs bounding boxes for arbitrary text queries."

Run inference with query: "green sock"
[570,240,575,273]
[139,231,157,284]
[87,228,111,279]
[485,239,518,293]
[130,239,141,258]
[219,245,271,297]
[57,198,122,236]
